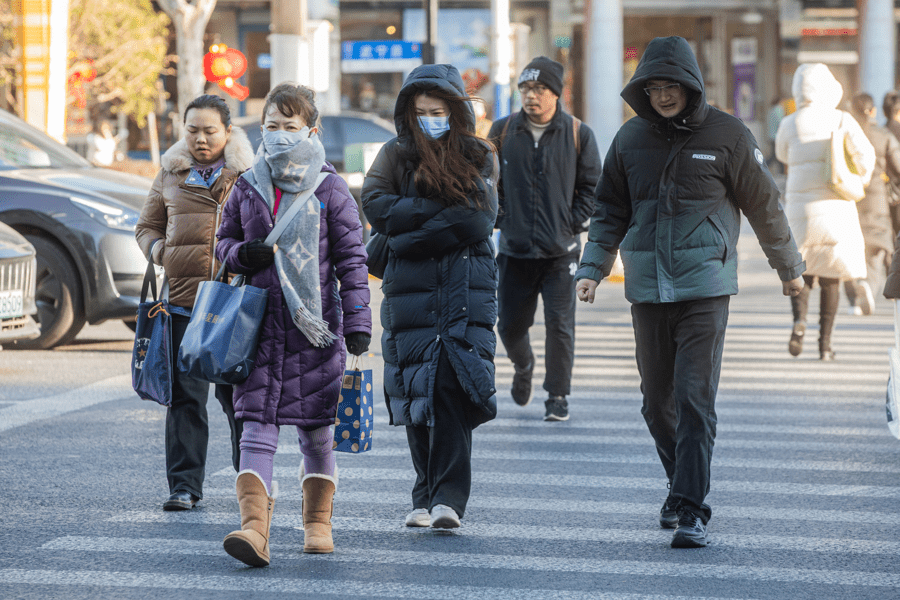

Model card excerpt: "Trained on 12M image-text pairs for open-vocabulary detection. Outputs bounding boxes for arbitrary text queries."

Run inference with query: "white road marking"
[0,567,701,600]
[0,374,133,432]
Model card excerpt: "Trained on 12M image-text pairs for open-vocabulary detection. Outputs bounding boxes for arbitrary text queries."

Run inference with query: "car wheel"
[11,236,86,349]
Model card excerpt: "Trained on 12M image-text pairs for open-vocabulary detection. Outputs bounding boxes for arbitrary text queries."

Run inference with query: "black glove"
[345,332,371,356]
[239,238,274,270]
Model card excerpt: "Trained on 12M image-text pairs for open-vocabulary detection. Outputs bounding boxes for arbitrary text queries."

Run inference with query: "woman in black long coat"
[361,64,499,529]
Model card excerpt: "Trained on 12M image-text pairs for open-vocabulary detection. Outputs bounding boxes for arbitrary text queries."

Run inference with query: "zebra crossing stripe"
[74,513,900,562]
[0,567,681,600]
[317,414,890,437]
[0,374,132,432]
[272,445,900,474]
[219,467,900,499]
[193,489,900,526]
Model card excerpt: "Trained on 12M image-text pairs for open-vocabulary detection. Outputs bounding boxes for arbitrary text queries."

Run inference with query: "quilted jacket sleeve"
[214,181,251,274]
[576,132,632,283]
[325,174,372,336]
[135,170,168,261]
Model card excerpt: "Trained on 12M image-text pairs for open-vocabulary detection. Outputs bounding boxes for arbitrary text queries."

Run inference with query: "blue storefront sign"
[341,40,422,73]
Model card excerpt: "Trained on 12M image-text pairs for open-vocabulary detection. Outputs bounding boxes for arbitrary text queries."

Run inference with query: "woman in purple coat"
[214,83,371,566]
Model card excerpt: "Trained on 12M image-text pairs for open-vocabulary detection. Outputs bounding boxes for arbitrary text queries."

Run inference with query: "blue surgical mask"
[418,116,451,139]
[262,126,312,153]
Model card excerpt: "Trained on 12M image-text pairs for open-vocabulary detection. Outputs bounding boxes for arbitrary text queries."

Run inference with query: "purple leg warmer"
[239,421,279,493]
[298,425,335,477]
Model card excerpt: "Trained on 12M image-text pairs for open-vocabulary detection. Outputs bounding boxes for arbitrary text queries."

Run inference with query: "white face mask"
[417,116,451,139]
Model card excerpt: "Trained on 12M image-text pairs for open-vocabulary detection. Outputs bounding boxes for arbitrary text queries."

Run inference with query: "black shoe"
[163,490,198,511]
[511,359,534,406]
[659,497,678,529]
[543,396,569,421]
[671,511,708,548]
[788,322,805,357]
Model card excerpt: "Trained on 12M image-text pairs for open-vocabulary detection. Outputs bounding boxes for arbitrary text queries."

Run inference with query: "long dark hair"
[405,89,493,209]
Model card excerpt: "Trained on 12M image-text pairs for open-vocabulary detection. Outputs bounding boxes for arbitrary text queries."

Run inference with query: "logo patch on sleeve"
[754,148,765,165]
[692,153,716,161]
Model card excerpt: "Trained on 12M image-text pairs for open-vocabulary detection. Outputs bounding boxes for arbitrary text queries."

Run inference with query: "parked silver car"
[0,221,39,346]
[0,108,153,348]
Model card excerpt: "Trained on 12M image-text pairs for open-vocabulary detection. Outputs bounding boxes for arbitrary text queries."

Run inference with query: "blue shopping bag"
[333,357,373,453]
[132,262,173,407]
[177,264,268,385]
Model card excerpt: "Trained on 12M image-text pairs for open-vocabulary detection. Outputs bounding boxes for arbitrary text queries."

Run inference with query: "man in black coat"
[488,56,601,422]
[575,37,805,548]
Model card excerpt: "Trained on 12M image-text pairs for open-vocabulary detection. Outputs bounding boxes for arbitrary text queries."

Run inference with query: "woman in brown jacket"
[135,94,254,511]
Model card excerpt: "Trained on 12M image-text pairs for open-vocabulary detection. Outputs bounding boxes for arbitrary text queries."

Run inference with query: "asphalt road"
[1,229,899,599]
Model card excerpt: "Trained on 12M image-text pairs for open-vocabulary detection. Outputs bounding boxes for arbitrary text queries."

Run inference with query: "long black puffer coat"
[361,64,499,427]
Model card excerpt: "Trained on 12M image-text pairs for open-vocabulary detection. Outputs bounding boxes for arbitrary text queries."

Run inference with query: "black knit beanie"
[518,56,564,97]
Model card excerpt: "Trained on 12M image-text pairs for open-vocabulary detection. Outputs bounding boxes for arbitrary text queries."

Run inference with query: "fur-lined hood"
[160,126,254,174]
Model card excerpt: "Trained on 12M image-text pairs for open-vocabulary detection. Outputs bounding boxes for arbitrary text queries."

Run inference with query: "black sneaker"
[671,511,708,548]
[659,497,678,529]
[511,360,534,407]
[543,396,569,421]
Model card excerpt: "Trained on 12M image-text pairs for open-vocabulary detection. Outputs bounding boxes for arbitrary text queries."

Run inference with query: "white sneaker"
[429,504,461,529]
[405,508,430,527]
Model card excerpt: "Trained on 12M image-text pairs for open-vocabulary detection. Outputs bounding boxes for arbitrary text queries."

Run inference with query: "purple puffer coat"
[215,162,371,429]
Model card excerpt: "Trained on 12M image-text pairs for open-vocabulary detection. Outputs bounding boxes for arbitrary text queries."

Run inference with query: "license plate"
[0,290,24,319]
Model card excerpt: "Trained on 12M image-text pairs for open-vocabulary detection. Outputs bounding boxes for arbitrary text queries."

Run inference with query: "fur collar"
[160,126,254,173]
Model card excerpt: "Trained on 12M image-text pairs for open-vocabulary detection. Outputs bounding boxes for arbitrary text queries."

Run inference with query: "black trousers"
[631,296,730,524]
[406,349,479,518]
[791,275,839,342]
[497,253,578,397]
[166,313,242,498]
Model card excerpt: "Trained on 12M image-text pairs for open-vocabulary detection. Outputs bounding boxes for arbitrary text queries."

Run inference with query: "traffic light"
[202,44,249,101]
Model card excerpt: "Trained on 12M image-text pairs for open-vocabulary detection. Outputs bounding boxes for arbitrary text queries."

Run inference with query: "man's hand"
[782,276,805,297]
[576,278,599,304]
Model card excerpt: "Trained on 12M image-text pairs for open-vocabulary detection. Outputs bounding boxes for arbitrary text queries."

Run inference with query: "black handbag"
[365,232,389,279]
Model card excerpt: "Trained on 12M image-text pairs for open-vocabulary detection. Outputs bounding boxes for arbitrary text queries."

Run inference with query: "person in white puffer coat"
[776,62,876,360]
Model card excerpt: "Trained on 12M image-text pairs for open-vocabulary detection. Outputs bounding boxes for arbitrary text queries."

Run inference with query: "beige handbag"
[827,112,866,202]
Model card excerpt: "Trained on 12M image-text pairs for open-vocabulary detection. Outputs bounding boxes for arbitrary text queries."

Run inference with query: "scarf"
[250,127,335,347]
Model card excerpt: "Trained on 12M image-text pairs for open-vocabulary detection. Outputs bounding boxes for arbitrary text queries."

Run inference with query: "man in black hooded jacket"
[488,56,601,422]
[575,37,805,548]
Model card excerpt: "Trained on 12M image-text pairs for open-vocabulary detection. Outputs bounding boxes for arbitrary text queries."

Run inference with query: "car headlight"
[70,196,140,231]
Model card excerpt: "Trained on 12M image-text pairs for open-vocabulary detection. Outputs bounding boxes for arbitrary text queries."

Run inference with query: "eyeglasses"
[519,83,550,96]
[644,83,682,97]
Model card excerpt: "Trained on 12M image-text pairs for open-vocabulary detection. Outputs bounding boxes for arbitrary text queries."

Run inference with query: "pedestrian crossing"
[4,274,900,599]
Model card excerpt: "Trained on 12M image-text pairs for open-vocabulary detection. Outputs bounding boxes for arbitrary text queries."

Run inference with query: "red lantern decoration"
[203,44,249,100]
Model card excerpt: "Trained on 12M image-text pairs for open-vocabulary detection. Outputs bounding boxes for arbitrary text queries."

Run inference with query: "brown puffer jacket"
[135,127,254,308]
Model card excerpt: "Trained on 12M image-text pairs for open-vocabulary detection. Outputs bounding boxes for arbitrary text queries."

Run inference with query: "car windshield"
[0,118,91,169]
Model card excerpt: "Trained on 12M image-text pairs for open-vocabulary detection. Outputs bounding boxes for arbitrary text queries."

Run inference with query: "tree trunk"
[173,11,206,138]
[157,0,218,139]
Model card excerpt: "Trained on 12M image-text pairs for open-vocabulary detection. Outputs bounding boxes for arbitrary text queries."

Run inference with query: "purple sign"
[734,63,756,121]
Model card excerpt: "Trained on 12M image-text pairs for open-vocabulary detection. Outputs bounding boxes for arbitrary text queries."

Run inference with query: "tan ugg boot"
[301,469,337,554]
[223,470,276,567]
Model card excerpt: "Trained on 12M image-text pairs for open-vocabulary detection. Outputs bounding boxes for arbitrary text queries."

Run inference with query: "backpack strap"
[498,111,519,150]
[572,116,581,155]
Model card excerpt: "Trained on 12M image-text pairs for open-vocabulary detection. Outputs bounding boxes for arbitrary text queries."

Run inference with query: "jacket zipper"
[181,182,232,281]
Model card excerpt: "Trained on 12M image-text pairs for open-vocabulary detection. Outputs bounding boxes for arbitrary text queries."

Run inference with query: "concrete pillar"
[859,0,896,122]
[46,0,68,142]
[585,0,622,157]
[270,0,309,89]
[490,0,511,117]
